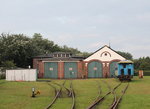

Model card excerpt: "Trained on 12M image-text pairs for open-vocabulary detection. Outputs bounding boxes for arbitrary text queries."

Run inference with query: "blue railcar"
[117,60,134,81]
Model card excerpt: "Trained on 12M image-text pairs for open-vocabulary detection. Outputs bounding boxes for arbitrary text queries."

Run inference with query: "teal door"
[109,62,118,77]
[88,61,103,78]
[64,62,77,78]
[44,62,58,78]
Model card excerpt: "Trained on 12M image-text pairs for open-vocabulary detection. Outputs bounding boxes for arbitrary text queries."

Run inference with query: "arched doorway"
[88,61,103,78]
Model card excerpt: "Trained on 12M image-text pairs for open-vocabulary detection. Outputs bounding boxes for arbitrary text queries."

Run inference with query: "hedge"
[134,71,150,76]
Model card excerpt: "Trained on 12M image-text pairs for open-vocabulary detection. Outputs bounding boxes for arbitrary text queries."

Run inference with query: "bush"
[0,73,5,79]
[134,71,150,76]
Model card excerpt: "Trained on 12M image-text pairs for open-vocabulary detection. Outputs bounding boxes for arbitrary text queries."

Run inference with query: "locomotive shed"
[33,45,126,79]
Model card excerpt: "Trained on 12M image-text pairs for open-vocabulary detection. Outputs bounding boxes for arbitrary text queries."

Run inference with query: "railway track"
[109,82,129,109]
[45,81,66,109]
[45,80,75,109]
[87,80,129,109]
[86,81,121,109]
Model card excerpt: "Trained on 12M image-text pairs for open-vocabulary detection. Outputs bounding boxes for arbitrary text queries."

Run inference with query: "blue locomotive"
[117,60,134,81]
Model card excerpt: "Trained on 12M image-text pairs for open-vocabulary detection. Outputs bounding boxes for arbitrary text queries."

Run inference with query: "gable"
[84,45,125,62]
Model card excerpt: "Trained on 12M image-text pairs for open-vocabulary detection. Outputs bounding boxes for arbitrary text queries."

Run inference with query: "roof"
[33,52,73,58]
[84,45,126,61]
[38,57,83,62]
[34,54,53,58]
[33,52,85,61]
[118,60,133,64]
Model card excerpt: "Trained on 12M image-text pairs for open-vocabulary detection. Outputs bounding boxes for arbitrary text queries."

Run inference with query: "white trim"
[84,46,125,62]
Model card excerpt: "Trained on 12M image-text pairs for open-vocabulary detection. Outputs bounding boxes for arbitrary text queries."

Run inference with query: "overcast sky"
[0,0,150,58]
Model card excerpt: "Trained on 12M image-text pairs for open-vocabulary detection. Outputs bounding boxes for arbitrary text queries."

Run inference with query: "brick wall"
[38,61,44,78]
[58,62,64,79]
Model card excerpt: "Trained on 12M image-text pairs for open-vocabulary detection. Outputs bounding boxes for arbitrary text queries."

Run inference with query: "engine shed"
[33,52,84,79]
[33,45,126,79]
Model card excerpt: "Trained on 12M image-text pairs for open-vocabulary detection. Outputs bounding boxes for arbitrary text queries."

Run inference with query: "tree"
[134,57,150,70]
[117,51,133,60]
[1,60,16,69]
[0,33,35,67]
[61,45,81,54]
[32,33,61,54]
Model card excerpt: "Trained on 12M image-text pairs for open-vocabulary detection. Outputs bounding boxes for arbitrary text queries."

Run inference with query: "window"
[58,54,61,57]
[62,54,65,57]
[128,69,131,75]
[53,54,57,57]
[66,54,70,57]
[123,64,126,68]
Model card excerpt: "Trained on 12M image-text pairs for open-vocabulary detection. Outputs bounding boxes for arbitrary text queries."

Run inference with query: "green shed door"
[64,62,77,78]
[44,62,58,78]
[109,62,118,77]
[88,61,103,78]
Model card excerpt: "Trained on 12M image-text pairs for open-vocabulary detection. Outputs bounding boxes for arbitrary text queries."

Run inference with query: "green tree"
[1,60,16,69]
[32,33,61,54]
[0,33,35,67]
[117,51,133,60]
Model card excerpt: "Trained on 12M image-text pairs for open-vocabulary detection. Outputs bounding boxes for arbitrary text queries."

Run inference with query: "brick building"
[33,45,125,79]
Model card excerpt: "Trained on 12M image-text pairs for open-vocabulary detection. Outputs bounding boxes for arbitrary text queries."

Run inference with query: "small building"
[33,45,126,79]
[6,69,37,81]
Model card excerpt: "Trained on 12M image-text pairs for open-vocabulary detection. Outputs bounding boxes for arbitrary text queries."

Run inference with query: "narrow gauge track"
[45,81,66,109]
[52,81,71,96]
[87,81,122,109]
[109,82,129,109]
[51,80,75,109]
[45,80,75,109]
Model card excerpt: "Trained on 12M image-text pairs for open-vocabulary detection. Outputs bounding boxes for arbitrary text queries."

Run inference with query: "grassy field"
[0,76,150,109]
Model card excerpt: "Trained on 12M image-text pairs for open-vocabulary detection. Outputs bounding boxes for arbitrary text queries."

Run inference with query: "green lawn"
[0,77,150,109]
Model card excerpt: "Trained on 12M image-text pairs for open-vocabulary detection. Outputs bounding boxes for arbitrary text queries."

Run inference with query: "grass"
[0,77,150,109]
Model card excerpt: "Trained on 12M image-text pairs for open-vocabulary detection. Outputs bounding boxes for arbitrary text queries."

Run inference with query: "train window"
[128,69,131,75]
[123,64,126,68]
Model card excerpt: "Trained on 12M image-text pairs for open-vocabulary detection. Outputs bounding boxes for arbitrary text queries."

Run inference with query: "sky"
[0,0,150,59]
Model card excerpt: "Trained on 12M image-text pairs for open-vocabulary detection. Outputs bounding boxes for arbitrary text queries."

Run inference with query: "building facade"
[33,45,125,79]
[33,52,84,79]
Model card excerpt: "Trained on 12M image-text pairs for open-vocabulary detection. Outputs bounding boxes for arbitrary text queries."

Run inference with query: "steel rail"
[86,82,121,109]
[110,82,129,109]
[45,81,66,109]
